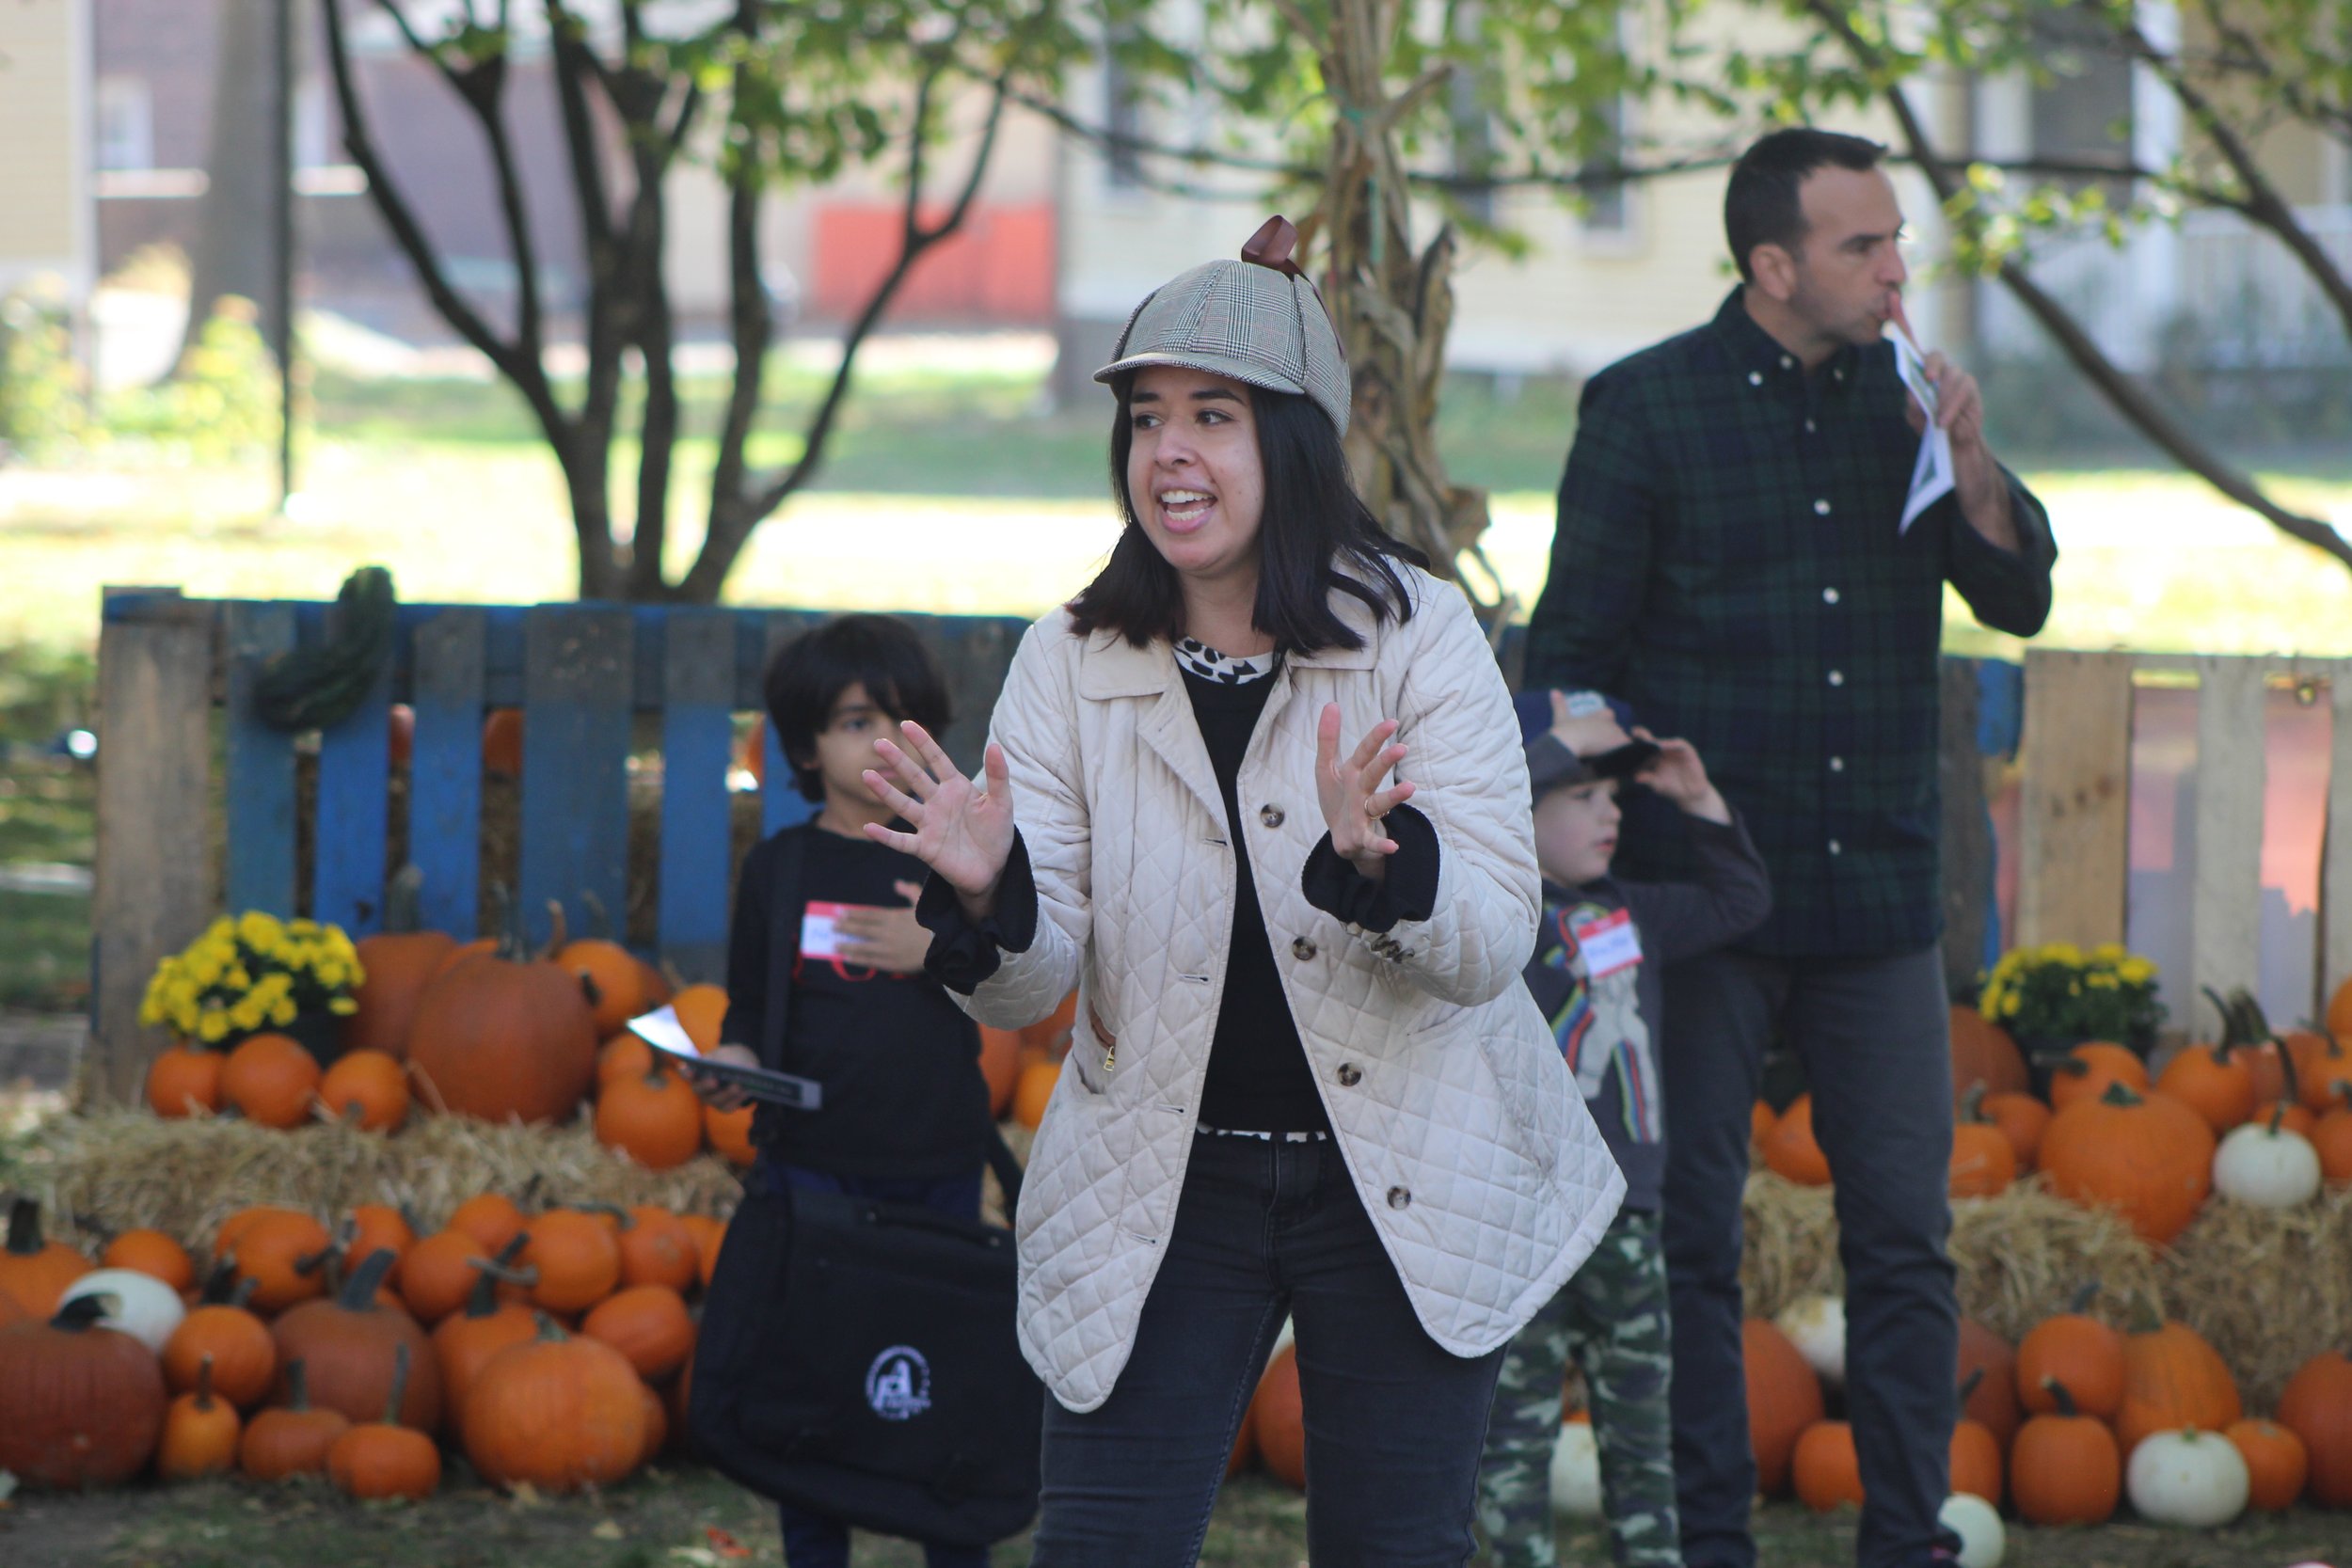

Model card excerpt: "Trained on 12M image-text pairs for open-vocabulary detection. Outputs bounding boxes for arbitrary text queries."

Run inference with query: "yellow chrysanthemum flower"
[197,1010,230,1043]
[327,996,358,1016]
[271,999,298,1026]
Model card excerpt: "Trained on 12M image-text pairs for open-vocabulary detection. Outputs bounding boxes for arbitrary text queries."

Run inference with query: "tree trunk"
[180,0,288,370]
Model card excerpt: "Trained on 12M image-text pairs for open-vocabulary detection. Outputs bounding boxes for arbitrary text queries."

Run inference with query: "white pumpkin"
[2126,1428,2250,1527]
[1938,1493,2005,1568]
[1549,1421,1602,1517]
[57,1267,186,1354]
[1775,1294,1847,1386]
[2212,1119,2322,1208]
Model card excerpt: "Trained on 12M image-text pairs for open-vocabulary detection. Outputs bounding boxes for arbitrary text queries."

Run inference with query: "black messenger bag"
[687,828,1042,1547]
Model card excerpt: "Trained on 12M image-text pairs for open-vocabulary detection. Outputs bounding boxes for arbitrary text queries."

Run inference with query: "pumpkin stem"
[2042,1375,2082,1419]
[544,899,570,962]
[2201,985,2240,1052]
[195,1352,217,1412]
[286,1356,312,1412]
[339,1246,400,1309]
[384,864,425,935]
[1956,1366,1984,1402]
[2067,1280,2101,1315]
[2098,1080,2145,1109]
[476,1259,541,1290]
[382,1341,411,1426]
[2277,1024,2305,1106]
[7,1196,44,1256]
[1960,1084,1989,1124]
[51,1293,109,1331]
[532,1310,568,1343]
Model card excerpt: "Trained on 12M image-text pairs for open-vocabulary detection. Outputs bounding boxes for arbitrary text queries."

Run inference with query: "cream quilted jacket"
[961,566,1628,1413]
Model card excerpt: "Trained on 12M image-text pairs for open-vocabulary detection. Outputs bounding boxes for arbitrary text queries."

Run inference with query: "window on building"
[2028,6,2134,184]
[1580,94,1630,236]
[1104,46,1143,190]
[95,76,154,172]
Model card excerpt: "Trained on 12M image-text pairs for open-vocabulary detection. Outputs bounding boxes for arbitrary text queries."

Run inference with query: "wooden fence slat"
[761,614,820,837]
[2325,669,2352,1012]
[2190,659,2269,1022]
[410,609,486,938]
[520,606,633,951]
[223,602,298,917]
[91,596,216,1105]
[310,605,395,938]
[659,610,737,983]
[2015,649,2135,951]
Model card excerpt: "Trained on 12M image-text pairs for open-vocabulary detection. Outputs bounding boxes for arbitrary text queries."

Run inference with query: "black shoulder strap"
[763,823,1024,1219]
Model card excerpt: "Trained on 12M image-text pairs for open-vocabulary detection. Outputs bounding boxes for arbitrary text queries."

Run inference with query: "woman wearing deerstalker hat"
[863,217,1626,1564]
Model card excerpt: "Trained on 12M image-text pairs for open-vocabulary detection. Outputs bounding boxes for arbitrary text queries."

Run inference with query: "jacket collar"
[1075,571,1387,699]
[1708,286,1860,390]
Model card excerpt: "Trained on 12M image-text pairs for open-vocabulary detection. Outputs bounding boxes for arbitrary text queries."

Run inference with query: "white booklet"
[626,1005,822,1109]
[1888,324,1955,534]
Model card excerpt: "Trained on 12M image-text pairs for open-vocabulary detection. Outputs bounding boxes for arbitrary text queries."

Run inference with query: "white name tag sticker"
[801,901,855,960]
[1571,908,1643,979]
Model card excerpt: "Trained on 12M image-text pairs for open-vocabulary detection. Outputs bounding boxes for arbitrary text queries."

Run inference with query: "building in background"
[0,0,96,307]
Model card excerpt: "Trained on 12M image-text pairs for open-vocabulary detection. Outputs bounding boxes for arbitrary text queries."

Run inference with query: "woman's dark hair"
[1724,127,1887,282]
[762,613,952,804]
[1068,379,1427,652]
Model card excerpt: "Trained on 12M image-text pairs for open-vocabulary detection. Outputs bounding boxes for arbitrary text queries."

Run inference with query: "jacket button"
[1291,936,1317,960]
[1260,804,1284,828]
[1386,1186,1411,1210]
[1337,1063,1361,1086]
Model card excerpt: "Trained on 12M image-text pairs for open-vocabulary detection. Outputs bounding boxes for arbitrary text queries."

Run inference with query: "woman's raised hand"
[1314,702,1415,879]
[861,722,1018,912]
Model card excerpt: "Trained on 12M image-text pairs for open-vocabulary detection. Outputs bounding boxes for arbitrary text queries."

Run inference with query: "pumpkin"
[669,983,730,1053]
[581,1284,695,1380]
[1751,1100,1777,1148]
[59,1267,188,1354]
[615,1206,700,1294]
[598,1033,656,1085]
[219,1031,325,1129]
[1761,1095,1833,1187]
[554,896,645,1039]
[2016,1289,2125,1418]
[1249,1342,1304,1491]
[482,705,523,776]
[1549,1420,1603,1517]
[164,1267,277,1407]
[239,1357,350,1480]
[635,1375,670,1465]
[400,1230,526,1326]
[1950,1088,2018,1198]
[156,1353,242,1480]
[1792,1419,1864,1512]
[1978,1091,2051,1172]
[1949,1005,2028,1099]
[705,1101,757,1166]
[430,1264,539,1444]
[2328,975,2352,1046]
[2275,1349,2352,1505]
[1744,1317,1823,1496]
[213,1206,334,1313]
[269,1248,442,1431]
[2009,1380,2120,1525]
[345,1205,415,1290]
[0,1296,169,1488]
[0,1197,93,1317]
[101,1227,195,1292]
[980,1025,1023,1118]
[1936,1492,2005,1568]
[2212,1101,2323,1208]
[2224,1417,2308,1511]
[1023,990,1079,1053]
[516,1209,622,1314]
[680,1213,726,1289]
[462,1316,648,1491]
[1948,1397,2004,1504]
[2313,1087,2352,1183]
[2298,1028,2352,1114]
[2045,1041,2150,1113]
[146,1043,224,1118]
[446,1191,530,1254]
[2038,1082,2216,1245]
[2115,1314,2241,1456]
[1956,1323,2021,1450]
[2250,1098,2318,1137]
[405,933,599,1127]
[2155,1036,2256,1135]
[1012,1058,1062,1130]
[326,1342,442,1500]
[317,1049,411,1132]
[595,1062,707,1171]
[347,867,456,1059]
[1775,1294,1845,1386]
[2126,1427,2249,1527]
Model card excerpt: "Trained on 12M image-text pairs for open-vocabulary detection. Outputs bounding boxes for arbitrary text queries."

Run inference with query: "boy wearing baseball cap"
[1476,694,1771,1568]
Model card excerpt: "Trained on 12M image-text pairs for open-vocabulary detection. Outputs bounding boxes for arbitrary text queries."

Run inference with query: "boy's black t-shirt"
[721,823,990,1179]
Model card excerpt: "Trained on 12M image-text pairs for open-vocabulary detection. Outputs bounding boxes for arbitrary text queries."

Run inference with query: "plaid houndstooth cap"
[1094,216,1351,437]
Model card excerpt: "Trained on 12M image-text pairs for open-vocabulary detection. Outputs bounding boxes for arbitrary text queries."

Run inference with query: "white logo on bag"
[866,1345,932,1421]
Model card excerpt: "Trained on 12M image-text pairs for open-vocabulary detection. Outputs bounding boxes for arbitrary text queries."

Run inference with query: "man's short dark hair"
[1724,128,1888,282]
[763,613,952,804]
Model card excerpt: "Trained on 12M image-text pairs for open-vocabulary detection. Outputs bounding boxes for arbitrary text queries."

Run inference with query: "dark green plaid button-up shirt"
[1523,290,2055,958]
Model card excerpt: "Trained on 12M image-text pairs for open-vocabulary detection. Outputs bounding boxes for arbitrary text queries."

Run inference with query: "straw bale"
[2162,1185,2352,1413]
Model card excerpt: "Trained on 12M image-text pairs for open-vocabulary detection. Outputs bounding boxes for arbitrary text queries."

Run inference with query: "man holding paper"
[1523,128,2054,1568]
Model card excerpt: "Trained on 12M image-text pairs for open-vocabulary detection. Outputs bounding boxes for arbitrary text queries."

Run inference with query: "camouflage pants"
[1474,1208,1680,1568]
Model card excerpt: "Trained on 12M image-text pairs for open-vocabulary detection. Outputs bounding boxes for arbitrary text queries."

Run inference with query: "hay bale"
[2163,1186,2352,1413]
[1741,1173,1843,1320]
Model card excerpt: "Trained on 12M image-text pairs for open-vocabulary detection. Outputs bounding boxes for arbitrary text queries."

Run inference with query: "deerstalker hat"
[1093,216,1351,437]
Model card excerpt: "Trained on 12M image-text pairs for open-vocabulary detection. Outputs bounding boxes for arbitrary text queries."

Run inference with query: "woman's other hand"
[685,1044,761,1113]
[863,722,1017,920]
[1315,702,1415,880]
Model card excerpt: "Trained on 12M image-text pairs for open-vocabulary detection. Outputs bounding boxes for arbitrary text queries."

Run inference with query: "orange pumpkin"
[516,1210,621,1315]
[1022,990,1079,1053]
[317,1049,411,1132]
[347,927,458,1060]
[1949,1414,2003,1506]
[679,1214,726,1290]
[2250,1098,2318,1137]
[580,1284,695,1381]
[238,1357,349,1480]
[705,1101,757,1166]
[462,1317,647,1491]
[345,1205,415,1291]
[2009,1380,2121,1525]
[399,1230,526,1327]
[615,1207,700,1294]
[219,1032,324,1130]
[212,1207,333,1314]
[1744,1317,1823,1496]
[597,1033,656,1085]
[102,1228,196,1293]
[2314,1089,2352,1184]
[430,1266,539,1444]
[482,707,524,777]
[555,898,645,1039]
[405,940,598,1127]
[156,1352,243,1480]
[164,1270,277,1408]
[669,984,730,1053]
[979,1026,1023,1119]
[2225,1417,2309,1511]
[1250,1343,1304,1491]
[2299,1029,2352,1114]
[446,1192,529,1255]
[268,1248,442,1431]
[2045,1041,2150,1114]
[1791,1419,1864,1512]
[1751,1101,1777,1148]
[2038,1082,2216,1246]
[1956,1323,2021,1450]
[2016,1292,2125,1418]
[0,1198,93,1319]
[2276,1349,2352,1506]
[2155,1037,2257,1134]
[594,1064,707,1171]
[146,1044,225,1118]
[1949,1090,2018,1198]
[1949,1005,2028,1099]
[1760,1094,1832,1187]
[1979,1091,2052,1171]
[0,1296,169,1489]
[326,1342,441,1500]
[1012,1058,1061,1131]
[2114,1315,2241,1455]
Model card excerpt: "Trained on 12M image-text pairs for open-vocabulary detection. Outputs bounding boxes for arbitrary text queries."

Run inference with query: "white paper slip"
[801,900,852,960]
[1888,325,1955,532]
[624,1005,822,1109]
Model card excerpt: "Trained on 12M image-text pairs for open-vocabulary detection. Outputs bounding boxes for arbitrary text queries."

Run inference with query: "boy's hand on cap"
[1547,690,1631,756]
[1632,729,1732,825]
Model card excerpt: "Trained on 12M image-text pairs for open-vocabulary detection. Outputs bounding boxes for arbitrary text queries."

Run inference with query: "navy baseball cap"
[1516,689,1655,795]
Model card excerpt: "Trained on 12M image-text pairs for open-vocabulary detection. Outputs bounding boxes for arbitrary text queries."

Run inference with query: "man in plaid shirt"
[1524,129,2054,1568]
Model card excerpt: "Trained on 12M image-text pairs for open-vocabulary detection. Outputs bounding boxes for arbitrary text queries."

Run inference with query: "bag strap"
[764,823,1025,1219]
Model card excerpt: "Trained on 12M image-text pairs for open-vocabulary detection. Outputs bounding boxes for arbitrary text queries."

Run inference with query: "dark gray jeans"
[1660,945,1958,1568]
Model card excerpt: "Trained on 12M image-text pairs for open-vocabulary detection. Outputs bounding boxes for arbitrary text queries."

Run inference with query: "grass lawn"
[6,1466,2350,1567]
